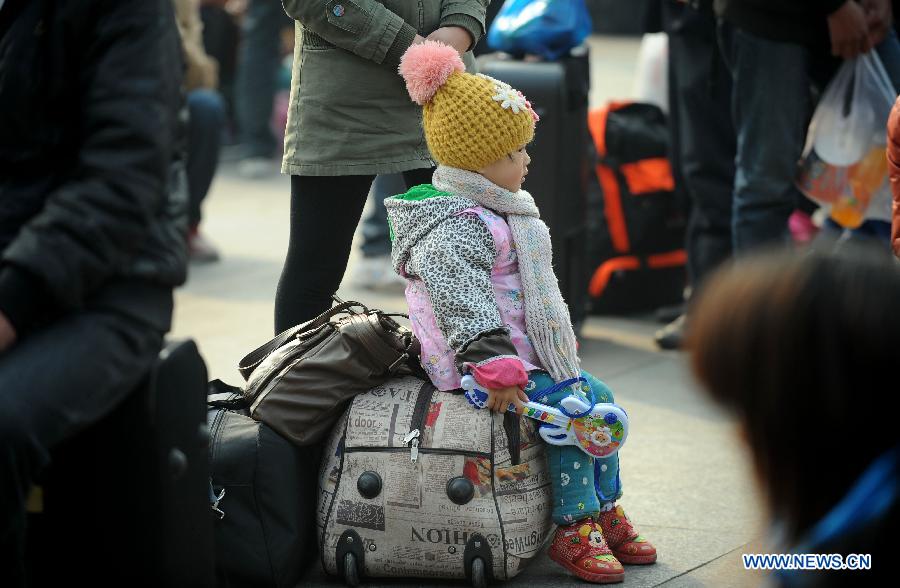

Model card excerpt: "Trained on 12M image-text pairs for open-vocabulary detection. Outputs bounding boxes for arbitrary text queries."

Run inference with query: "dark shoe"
[654,314,686,350]
[653,302,685,324]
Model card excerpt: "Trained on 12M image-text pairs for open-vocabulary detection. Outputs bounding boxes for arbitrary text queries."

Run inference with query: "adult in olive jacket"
[274,0,488,332]
[0,1,185,583]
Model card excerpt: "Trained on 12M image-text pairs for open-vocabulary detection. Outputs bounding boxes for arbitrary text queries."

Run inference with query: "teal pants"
[528,371,622,525]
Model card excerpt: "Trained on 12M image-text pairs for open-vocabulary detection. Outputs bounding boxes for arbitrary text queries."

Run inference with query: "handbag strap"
[237,300,368,381]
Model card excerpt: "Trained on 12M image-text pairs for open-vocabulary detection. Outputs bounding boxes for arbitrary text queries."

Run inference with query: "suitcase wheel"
[470,557,487,588]
[343,552,360,587]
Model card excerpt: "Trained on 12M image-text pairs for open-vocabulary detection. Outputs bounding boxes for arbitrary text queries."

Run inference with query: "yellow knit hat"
[400,42,538,171]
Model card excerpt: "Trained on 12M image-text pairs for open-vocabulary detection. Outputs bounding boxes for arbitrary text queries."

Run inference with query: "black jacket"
[714,0,845,48]
[0,0,187,333]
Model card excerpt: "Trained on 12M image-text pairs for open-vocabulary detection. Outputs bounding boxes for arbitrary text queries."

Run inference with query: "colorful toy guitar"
[460,375,628,459]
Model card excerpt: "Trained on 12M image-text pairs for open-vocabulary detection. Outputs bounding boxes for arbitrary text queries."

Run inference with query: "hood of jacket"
[384,184,478,275]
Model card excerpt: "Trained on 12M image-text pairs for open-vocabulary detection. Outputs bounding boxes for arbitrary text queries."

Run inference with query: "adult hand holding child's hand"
[426,26,474,55]
[486,386,529,415]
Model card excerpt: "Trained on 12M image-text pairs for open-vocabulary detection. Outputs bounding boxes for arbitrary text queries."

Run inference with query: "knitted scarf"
[432,165,580,383]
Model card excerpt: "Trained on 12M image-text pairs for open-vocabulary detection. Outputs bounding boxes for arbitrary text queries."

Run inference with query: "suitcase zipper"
[344,381,491,460]
[403,429,420,463]
[344,445,490,458]
[207,401,232,518]
[405,380,435,463]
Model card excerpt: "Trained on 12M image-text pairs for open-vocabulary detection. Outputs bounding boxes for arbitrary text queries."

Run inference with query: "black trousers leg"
[667,3,736,290]
[401,167,435,189]
[274,175,375,333]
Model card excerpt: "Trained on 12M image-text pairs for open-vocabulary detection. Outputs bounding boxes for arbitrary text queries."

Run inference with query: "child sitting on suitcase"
[385,41,657,584]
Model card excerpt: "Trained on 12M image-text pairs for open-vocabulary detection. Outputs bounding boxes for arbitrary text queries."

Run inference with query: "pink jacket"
[404,206,542,391]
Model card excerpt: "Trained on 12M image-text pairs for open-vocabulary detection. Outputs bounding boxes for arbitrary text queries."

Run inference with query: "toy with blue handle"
[460,375,628,459]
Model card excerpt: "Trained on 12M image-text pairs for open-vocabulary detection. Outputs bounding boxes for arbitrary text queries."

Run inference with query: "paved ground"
[170,36,768,587]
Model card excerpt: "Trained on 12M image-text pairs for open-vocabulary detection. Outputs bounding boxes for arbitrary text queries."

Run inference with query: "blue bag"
[487,0,592,60]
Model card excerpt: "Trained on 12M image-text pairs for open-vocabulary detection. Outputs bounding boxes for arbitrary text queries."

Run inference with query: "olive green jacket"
[281,0,487,176]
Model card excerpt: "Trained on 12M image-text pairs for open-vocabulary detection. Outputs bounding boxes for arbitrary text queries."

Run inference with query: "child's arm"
[282,0,421,68]
[408,213,528,394]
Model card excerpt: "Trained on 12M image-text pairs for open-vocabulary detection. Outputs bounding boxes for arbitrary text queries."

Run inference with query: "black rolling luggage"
[26,339,214,586]
[207,381,319,588]
[479,52,592,330]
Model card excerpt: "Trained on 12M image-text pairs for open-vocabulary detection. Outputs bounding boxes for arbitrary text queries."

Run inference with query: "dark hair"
[688,245,900,542]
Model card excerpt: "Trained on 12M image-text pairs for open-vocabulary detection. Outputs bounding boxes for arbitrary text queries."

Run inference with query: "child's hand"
[486,386,530,415]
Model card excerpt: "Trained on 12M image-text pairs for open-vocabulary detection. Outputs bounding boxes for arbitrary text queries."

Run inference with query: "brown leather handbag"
[239,298,420,446]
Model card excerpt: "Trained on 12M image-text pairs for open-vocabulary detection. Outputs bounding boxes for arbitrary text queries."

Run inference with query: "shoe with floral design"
[595,505,657,564]
[547,520,625,583]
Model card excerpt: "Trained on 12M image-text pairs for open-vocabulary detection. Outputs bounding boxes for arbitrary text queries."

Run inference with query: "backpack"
[586,101,688,314]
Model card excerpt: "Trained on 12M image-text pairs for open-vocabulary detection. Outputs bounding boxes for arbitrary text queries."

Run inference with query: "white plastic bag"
[796,52,897,228]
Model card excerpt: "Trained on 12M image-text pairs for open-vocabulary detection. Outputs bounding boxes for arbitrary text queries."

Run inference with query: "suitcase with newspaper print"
[317,376,554,587]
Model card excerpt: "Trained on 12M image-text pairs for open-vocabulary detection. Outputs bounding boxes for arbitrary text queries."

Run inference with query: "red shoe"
[595,505,657,564]
[547,520,625,584]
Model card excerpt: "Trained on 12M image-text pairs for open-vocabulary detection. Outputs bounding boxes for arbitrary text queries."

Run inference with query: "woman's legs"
[274,174,374,333]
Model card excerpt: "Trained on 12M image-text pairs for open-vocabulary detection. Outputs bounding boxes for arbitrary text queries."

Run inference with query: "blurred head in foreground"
[688,245,899,556]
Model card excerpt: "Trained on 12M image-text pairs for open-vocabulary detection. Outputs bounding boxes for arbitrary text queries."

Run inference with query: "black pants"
[186,89,225,226]
[274,168,434,333]
[360,173,407,258]
[0,310,164,587]
[666,1,735,289]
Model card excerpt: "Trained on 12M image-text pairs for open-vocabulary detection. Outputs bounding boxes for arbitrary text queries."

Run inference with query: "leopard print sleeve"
[407,213,508,352]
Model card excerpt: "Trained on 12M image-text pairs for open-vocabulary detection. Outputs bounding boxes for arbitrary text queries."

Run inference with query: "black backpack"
[586,101,688,314]
[207,380,319,588]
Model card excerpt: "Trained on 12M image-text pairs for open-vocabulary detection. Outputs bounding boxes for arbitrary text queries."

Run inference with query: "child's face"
[478,147,531,192]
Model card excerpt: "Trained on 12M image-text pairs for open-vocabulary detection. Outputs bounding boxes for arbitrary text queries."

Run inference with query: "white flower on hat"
[491,86,527,114]
[476,73,536,121]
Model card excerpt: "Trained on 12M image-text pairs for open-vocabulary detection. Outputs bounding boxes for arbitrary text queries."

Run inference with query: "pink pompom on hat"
[398,41,465,105]
[397,40,538,170]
